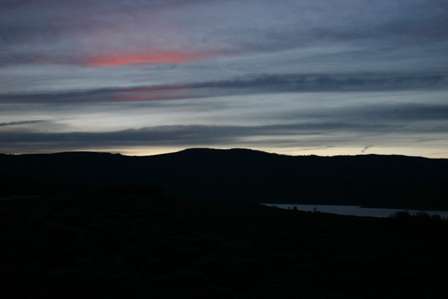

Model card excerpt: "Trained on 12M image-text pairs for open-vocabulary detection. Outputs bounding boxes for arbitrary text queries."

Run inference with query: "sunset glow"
[2,0,448,157]
[87,51,213,67]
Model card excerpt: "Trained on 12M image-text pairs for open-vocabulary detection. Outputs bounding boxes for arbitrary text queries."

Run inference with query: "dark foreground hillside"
[1,188,448,299]
[1,148,448,210]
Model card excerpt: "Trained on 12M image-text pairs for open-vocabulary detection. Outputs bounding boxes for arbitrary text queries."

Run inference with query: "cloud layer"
[1,0,448,156]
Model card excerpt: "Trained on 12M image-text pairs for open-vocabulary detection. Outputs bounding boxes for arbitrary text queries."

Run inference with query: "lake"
[262,204,448,219]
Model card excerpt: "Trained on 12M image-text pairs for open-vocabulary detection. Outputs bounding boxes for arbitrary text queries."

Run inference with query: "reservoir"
[263,204,448,219]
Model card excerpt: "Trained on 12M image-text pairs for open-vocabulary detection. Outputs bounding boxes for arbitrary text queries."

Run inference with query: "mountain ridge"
[1,148,447,210]
[1,147,444,160]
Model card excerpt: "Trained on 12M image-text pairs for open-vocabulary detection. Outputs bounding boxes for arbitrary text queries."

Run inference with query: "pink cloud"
[86,50,215,67]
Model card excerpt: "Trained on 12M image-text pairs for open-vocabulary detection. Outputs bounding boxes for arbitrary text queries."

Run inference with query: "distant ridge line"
[0,147,443,160]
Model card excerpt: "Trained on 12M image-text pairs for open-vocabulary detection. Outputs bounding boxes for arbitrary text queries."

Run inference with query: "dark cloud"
[1,72,447,104]
[1,112,446,153]
[361,145,373,154]
[347,104,448,122]
[0,123,376,148]
[281,103,448,124]
[0,120,47,127]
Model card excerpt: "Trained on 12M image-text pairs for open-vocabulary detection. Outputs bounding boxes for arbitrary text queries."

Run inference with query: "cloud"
[1,0,447,69]
[0,120,47,127]
[361,145,373,154]
[2,72,447,103]
[85,51,218,67]
[278,103,448,124]
[3,96,448,154]
[1,0,448,156]
[1,115,446,153]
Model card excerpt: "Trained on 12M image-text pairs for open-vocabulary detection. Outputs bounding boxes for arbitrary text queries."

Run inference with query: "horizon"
[2,146,447,160]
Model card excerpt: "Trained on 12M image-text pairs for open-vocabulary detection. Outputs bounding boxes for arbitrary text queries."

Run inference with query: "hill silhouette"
[1,148,448,210]
[2,148,448,298]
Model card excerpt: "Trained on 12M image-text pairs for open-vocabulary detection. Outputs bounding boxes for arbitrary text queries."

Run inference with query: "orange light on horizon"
[86,51,214,67]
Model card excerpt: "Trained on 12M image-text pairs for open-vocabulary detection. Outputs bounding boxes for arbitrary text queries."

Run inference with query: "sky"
[1,0,448,157]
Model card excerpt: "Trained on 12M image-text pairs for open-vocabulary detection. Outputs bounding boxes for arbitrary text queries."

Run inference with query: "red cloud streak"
[87,51,214,67]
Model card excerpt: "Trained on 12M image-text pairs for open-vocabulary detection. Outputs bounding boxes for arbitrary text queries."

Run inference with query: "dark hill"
[1,148,448,209]
[2,149,448,298]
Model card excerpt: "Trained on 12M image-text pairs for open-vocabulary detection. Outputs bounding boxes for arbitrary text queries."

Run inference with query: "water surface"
[263,204,448,219]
